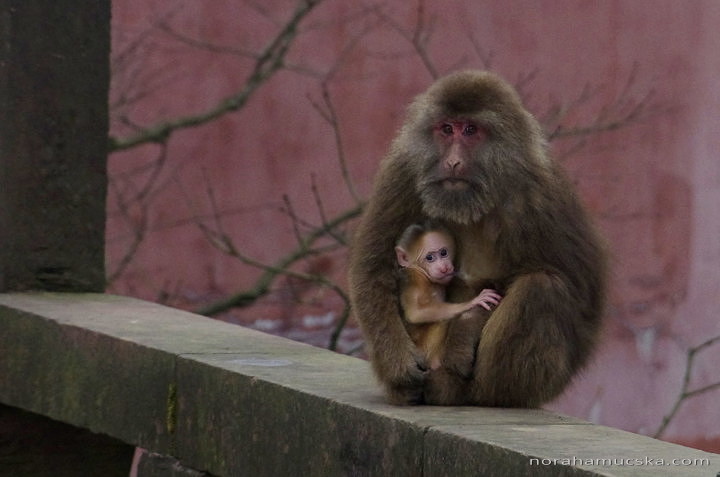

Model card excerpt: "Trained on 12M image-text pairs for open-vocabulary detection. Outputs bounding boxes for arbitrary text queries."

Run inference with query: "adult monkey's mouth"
[440,178,470,191]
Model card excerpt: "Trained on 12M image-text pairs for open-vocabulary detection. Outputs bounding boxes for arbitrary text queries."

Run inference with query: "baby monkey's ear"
[395,246,412,268]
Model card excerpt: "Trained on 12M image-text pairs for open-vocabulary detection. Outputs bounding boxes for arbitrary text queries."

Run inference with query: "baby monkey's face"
[415,231,456,285]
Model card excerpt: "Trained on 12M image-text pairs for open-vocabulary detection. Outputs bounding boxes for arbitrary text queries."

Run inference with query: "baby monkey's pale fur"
[395,220,501,371]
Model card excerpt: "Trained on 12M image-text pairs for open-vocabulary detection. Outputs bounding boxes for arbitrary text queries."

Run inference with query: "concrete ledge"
[0,293,717,476]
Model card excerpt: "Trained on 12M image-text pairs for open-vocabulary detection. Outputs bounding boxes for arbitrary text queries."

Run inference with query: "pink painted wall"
[109,1,720,451]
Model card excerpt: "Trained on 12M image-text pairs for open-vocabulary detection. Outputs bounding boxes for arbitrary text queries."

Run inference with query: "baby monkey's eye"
[439,248,448,258]
[425,253,435,262]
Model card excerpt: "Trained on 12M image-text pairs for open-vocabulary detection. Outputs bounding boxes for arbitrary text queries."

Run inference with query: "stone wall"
[0,293,716,476]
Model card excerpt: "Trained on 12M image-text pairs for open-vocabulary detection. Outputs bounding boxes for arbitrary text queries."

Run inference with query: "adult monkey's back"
[349,70,607,406]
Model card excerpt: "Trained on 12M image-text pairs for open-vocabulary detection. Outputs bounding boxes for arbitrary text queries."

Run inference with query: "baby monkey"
[395,221,502,370]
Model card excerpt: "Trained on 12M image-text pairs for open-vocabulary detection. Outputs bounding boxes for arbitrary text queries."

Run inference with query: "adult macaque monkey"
[395,221,502,371]
[349,70,607,406]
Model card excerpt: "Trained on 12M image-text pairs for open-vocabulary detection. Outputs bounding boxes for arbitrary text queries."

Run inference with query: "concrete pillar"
[0,0,110,292]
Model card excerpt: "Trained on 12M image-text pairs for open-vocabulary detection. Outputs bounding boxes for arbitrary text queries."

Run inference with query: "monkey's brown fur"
[349,70,607,406]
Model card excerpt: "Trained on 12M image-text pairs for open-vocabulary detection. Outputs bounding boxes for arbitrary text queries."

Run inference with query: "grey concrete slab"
[0,292,717,476]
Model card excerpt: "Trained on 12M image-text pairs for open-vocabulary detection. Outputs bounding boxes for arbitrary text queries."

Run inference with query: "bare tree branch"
[307,83,360,203]
[111,7,185,114]
[156,21,257,58]
[109,0,324,152]
[546,64,665,142]
[374,0,439,79]
[106,143,170,284]
[328,303,352,351]
[654,335,720,438]
[194,202,363,317]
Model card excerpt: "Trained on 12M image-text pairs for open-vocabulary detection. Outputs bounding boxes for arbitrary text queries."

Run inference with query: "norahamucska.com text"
[530,456,711,467]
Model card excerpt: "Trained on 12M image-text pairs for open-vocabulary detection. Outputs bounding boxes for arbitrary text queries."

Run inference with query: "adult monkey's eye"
[463,124,478,136]
[441,123,453,135]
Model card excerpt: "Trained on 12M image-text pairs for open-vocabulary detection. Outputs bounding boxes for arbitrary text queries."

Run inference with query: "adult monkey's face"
[399,70,547,225]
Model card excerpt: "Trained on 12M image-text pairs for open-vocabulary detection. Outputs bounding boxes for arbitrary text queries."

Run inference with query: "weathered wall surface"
[107,1,720,450]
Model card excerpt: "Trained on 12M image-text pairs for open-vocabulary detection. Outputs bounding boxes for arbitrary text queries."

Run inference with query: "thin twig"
[374,0,439,79]
[328,301,351,351]
[310,174,348,246]
[106,144,170,285]
[282,194,306,246]
[156,21,257,58]
[654,335,720,438]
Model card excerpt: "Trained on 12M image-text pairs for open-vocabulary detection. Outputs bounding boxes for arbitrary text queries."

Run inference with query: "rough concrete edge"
[0,295,177,452]
[0,292,717,477]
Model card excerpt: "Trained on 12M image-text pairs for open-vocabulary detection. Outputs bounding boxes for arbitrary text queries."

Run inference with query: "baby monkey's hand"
[470,289,502,311]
